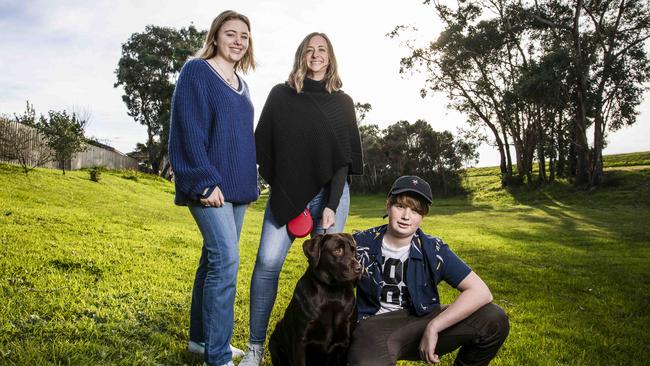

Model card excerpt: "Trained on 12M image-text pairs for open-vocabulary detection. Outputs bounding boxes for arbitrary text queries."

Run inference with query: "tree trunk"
[590,113,605,186]
[513,138,526,185]
[503,128,514,184]
[484,122,509,187]
[537,115,546,184]
[496,139,508,187]
[556,112,567,178]
[549,156,556,182]
[146,121,160,175]
[573,95,590,186]
[572,0,591,187]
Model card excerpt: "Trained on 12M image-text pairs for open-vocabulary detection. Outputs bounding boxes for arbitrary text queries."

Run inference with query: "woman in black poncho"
[239,32,363,365]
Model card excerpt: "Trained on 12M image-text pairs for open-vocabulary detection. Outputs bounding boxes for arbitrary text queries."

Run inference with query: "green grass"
[603,151,650,167]
[1,153,649,365]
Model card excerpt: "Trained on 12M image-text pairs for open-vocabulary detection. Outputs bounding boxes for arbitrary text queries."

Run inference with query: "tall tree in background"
[577,0,649,186]
[396,0,649,188]
[115,25,205,175]
[383,120,474,195]
[531,0,650,186]
[390,5,518,186]
[356,124,388,192]
[37,110,87,175]
[353,119,476,195]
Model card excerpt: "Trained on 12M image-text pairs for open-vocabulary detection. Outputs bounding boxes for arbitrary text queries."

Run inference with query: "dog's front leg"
[292,342,307,366]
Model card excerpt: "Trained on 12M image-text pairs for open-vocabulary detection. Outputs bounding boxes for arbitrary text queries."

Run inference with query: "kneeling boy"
[349,176,509,366]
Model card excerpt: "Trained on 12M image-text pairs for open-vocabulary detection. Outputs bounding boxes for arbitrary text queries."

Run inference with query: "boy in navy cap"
[349,176,509,366]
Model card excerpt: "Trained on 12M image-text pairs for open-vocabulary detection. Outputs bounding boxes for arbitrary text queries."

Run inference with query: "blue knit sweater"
[169,58,258,205]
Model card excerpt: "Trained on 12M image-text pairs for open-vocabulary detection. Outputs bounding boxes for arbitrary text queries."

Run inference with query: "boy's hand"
[419,323,441,364]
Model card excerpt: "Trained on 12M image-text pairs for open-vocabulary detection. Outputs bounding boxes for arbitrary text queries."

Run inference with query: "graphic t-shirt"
[377,239,411,314]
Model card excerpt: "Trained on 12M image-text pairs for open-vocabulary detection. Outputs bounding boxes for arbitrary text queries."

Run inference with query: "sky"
[1,0,649,167]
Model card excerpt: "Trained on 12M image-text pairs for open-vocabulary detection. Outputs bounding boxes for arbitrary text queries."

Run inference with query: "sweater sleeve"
[169,61,222,199]
[255,85,279,184]
[347,100,364,175]
[325,165,348,211]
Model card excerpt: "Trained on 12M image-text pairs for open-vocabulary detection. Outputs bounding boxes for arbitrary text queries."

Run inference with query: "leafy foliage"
[114,25,205,175]
[394,0,650,188]
[353,120,477,195]
[37,110,87,175]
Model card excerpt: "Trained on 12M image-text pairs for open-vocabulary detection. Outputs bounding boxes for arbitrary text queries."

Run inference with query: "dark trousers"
[348,303,509,366]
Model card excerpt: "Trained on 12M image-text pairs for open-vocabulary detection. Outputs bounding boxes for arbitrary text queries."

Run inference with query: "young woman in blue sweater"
[168,10,257,366]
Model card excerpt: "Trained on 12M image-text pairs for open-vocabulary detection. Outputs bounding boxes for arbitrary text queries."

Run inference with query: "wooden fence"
[0,119,138,170]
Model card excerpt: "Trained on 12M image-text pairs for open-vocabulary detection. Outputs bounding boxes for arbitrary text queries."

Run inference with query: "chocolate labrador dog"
[269,233,362,366]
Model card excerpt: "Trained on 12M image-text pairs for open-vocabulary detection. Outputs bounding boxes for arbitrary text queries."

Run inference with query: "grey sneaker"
[188,341,245,359]
[238,343,264,366]
[188,340,205,354]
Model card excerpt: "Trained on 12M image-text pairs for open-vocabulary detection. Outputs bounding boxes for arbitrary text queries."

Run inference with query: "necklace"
[212,59,236,86]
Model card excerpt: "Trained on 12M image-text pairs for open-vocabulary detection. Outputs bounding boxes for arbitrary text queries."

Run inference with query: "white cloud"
[1,0,648,165]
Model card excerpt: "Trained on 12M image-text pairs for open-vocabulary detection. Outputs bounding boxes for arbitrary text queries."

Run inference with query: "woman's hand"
[321,207,336,230]
[200,186,224,207]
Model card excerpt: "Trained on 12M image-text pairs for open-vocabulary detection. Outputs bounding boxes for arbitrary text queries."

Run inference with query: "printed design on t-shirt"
[377,240,411,314]
[380,258,409,306]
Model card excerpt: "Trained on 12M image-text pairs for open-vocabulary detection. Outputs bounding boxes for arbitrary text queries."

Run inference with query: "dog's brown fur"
[269,233,362,366]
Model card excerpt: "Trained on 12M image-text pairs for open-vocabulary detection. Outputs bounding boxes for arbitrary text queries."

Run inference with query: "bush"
[89,166,103,182]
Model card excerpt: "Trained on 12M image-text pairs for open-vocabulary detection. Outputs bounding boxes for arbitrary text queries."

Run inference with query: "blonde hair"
[287,32,342,93]
[387,194,430,216]
[195,10,256,74]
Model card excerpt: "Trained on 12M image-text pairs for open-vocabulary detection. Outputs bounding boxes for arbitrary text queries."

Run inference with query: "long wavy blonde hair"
[195,10,256,74]
[287,32,342,93]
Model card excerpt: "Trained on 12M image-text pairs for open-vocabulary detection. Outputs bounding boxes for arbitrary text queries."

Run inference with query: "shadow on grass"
[456,201,650,365]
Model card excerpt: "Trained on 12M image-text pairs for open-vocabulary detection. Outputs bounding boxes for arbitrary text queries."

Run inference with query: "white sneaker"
[230,344,245,359]
[238,343,264,366]
[203,362,234,366]
[188,341,245,359]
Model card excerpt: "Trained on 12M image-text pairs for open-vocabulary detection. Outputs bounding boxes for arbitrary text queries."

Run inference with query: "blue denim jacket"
[353,225,471,320]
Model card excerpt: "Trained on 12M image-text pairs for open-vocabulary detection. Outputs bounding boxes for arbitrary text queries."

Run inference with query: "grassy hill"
[1,152,649,365]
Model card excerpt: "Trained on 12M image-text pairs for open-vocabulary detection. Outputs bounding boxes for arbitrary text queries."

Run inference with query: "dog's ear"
[303,234,325,268]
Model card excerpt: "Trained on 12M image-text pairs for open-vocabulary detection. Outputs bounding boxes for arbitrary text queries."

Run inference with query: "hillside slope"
[1,154,649,365]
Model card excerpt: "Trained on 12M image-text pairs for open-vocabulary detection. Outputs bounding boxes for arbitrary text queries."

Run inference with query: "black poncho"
[255,78,363,226]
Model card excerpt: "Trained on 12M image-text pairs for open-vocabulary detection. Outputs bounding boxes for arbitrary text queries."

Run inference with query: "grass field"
[1,152,649,365]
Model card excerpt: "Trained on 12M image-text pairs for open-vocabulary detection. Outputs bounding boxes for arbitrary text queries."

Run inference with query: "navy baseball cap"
[388,175,433,203]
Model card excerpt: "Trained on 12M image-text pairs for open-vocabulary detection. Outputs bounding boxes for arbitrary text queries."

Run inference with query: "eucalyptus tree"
[515,47,574,182]
[392,0,546,185]
[355,124,388,193]
[531,0,650,186]
[380,119,471,195]
[115,25,205,174]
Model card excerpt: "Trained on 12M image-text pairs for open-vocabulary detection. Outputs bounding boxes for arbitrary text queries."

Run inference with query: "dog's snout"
[352,258,362,274]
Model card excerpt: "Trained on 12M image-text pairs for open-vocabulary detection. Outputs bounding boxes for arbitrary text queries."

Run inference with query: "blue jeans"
[188,202,247,366]
[248,183,350,344]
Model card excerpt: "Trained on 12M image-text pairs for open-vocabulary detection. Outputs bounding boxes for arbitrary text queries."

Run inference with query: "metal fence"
[0,119,138,170]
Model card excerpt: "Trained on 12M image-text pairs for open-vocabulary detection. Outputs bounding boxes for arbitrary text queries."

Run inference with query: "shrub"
[89,166,104,182]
